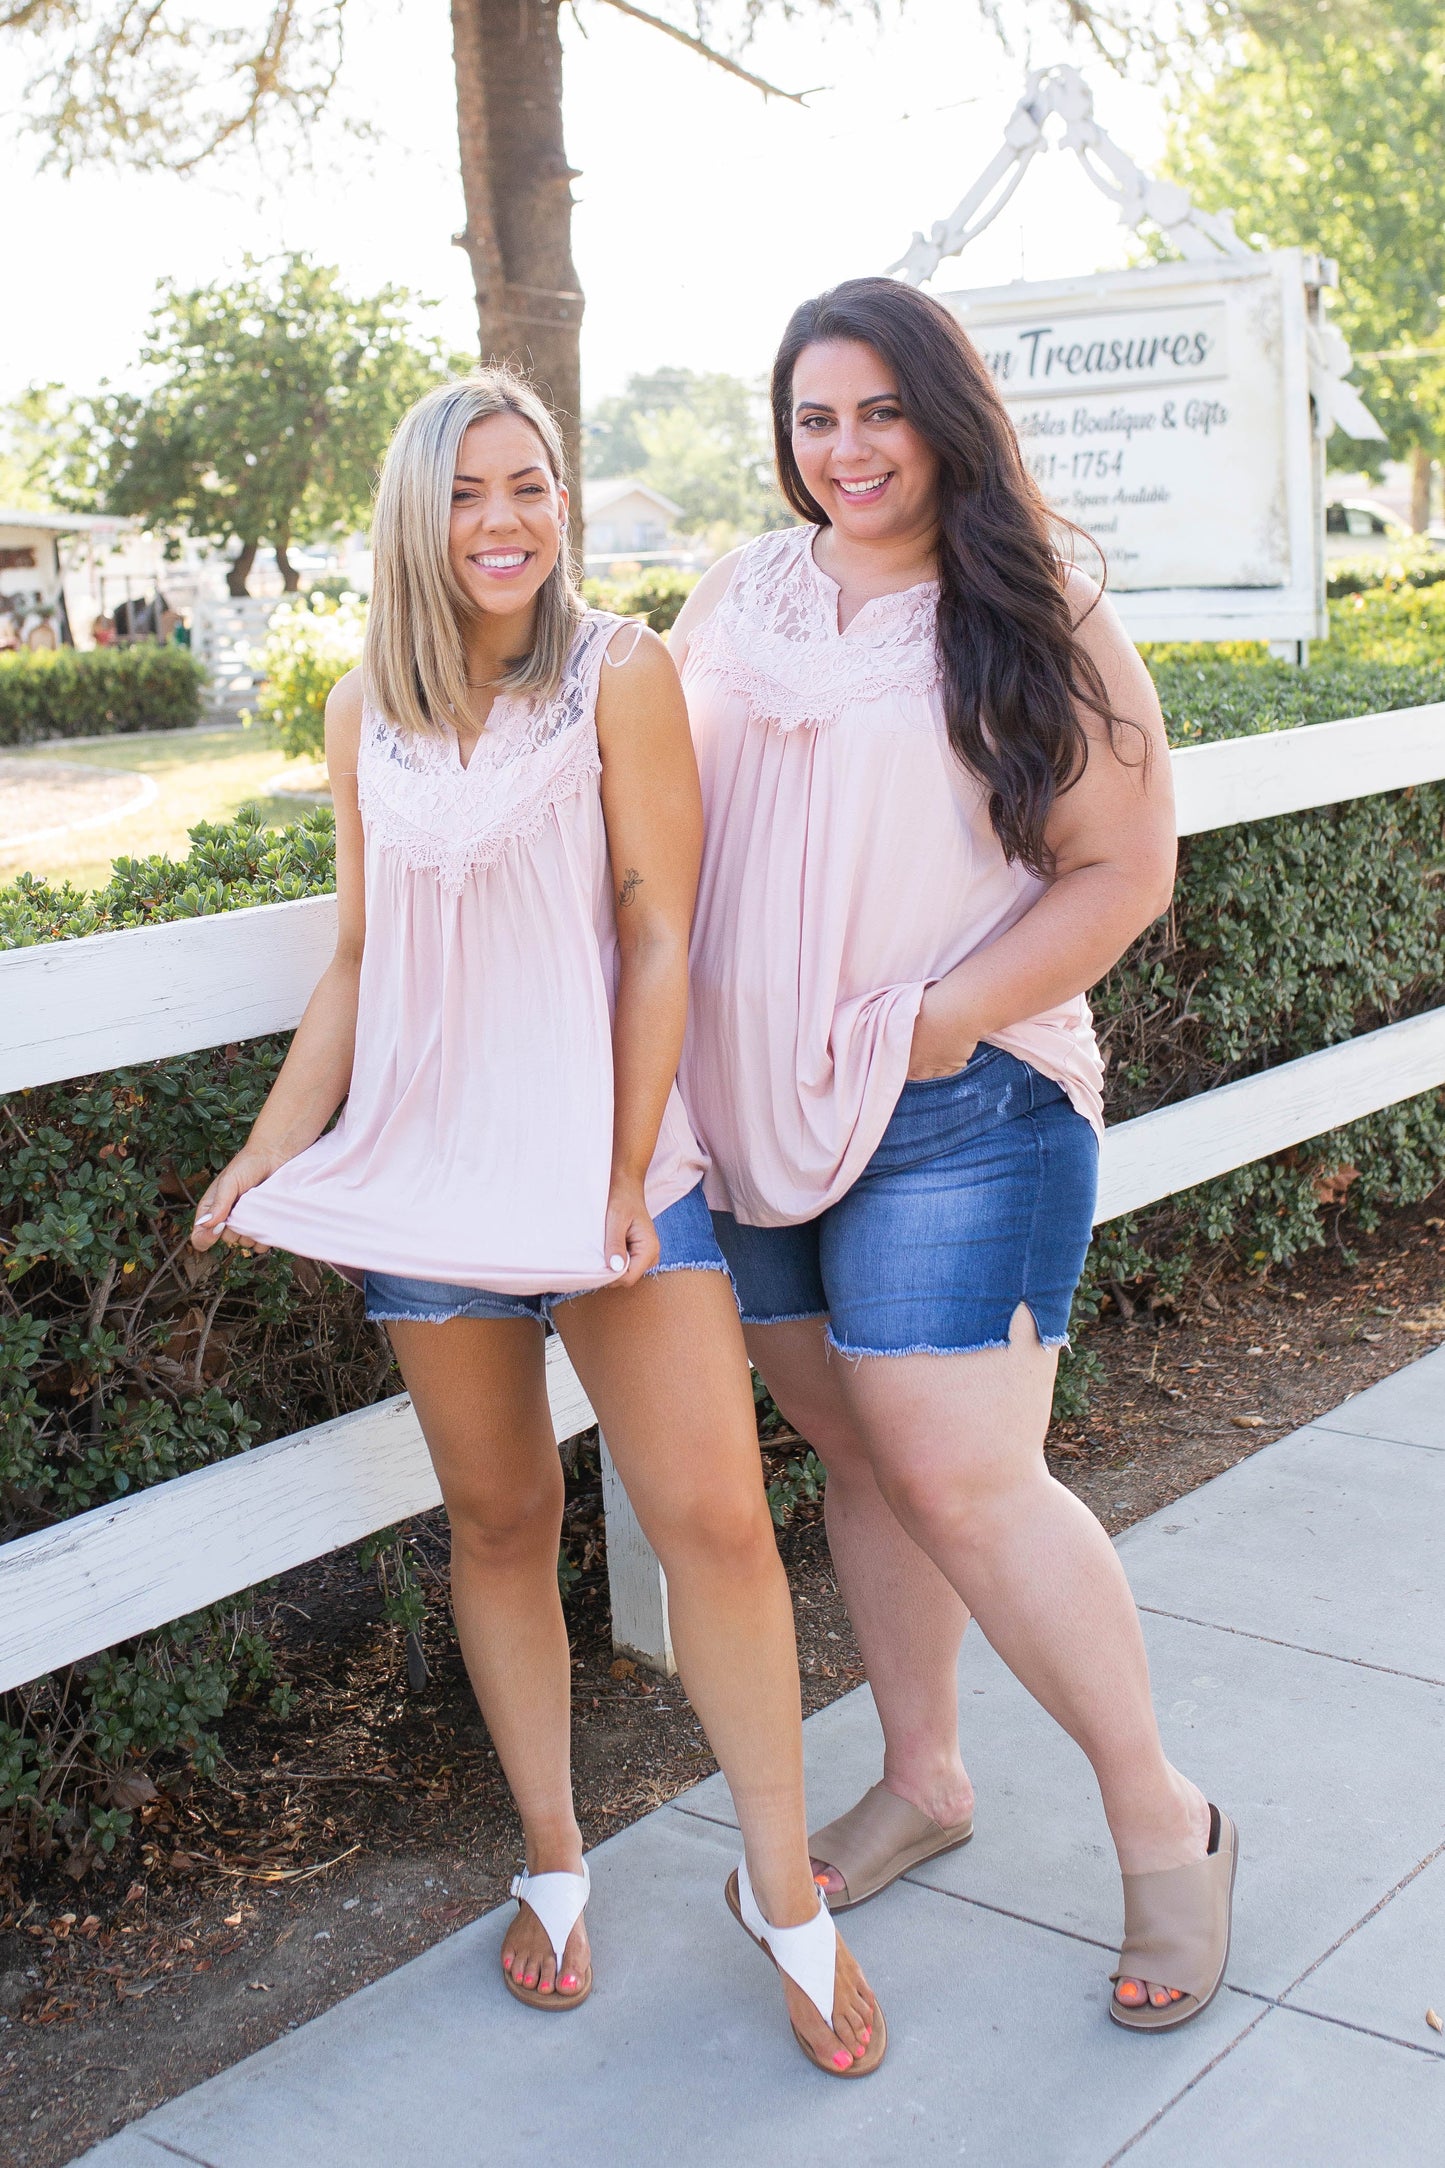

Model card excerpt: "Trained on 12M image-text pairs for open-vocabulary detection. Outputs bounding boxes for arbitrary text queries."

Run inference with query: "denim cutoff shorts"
[363,1179,731,1326]
[711,1046,1098,1359]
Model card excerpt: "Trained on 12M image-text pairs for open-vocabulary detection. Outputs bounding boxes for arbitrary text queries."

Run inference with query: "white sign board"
[939,251,1325,644]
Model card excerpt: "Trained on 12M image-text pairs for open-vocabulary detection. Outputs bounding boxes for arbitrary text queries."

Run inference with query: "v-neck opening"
[806,528,938,637]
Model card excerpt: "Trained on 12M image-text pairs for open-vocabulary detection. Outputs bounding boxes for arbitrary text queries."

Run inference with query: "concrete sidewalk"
[74,1349,1445,2167]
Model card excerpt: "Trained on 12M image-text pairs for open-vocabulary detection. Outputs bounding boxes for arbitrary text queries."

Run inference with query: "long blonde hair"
[364,370,583,736]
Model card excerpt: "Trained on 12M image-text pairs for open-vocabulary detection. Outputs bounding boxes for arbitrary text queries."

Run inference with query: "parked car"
[1324,499,1415,556]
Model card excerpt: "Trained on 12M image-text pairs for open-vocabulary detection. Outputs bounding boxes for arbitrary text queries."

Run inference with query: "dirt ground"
[3,1195,1442,2166]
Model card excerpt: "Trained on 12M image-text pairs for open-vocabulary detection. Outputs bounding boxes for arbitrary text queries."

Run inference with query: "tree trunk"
[275,543,301,592]
[226,541,258,597]
[1409,444,1434,534]
[451,0,585,556]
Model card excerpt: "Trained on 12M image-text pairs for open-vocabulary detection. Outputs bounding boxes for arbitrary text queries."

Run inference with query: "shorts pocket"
[901,1043,1006,1093]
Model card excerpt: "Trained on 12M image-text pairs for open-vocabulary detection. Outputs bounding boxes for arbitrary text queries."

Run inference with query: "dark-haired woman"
[671,278,1236,2032]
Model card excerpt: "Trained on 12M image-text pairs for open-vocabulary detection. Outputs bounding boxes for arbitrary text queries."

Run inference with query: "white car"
[1324,499,1414,555]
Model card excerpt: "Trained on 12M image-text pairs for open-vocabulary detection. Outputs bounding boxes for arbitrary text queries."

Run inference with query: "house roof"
[0,508,131,536]
[583,478,684,520]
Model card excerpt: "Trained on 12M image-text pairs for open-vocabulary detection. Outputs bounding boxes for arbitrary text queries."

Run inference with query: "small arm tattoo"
[618,867,643,908]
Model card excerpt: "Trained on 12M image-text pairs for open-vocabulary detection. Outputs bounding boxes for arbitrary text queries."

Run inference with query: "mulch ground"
[3,1193,1442,2165]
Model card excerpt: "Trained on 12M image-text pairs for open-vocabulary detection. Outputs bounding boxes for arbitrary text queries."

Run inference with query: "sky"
[0,0,1170,409]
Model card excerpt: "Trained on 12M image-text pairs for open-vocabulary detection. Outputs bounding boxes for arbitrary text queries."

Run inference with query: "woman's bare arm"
[594,623,704,1283]
[910,576,1177,1078]
[192,671,370,1248]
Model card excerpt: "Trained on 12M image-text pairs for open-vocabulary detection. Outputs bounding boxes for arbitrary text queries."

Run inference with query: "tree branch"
[594,0,818,102]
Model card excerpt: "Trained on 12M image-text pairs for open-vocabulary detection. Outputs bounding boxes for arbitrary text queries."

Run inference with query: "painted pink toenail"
[833,2052,851,2069]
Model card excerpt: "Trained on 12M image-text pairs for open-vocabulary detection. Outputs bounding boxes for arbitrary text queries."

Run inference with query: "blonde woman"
[190,373,883,2076]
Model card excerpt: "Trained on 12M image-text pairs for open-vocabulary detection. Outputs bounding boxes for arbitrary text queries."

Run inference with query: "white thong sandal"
[504,1860,592,2011]
[725,1858,887,2077]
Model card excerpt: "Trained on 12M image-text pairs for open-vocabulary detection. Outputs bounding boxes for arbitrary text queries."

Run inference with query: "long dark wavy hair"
[771,277,1131,874]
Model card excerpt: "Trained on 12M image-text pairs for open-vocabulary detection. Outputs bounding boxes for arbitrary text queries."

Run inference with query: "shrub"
[0,807,372,1872]
[246,591,366,760]
[0,646,205,746]
[1328,544,1445,598]
[1325,582,1445,667]
[237,572,703,774]
[2,619,1442,1871]
[581,566,699,633]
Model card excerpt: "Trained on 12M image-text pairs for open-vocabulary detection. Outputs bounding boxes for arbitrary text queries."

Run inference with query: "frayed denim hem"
[738,1305,829,1329]
[825,1324,1072,1361]
[365,1303,544,1327]
[545,1256,736,1318]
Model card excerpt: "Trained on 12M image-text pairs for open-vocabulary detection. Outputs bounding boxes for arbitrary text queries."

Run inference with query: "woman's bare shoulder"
[324,667,365,770]
[669,546,749,663]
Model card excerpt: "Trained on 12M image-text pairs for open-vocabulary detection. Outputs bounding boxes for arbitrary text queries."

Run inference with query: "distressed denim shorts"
[711,1046,1098,1359]
[363,1179,730,1326]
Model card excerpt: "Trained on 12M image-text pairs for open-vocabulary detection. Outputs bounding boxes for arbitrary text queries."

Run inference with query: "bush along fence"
[0,647,206,747]
[244,579,696,766]
[1,658,1443,1879]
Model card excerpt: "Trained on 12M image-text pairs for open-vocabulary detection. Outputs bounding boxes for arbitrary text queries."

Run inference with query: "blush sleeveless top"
[679,526,1105,1229]
[228,611,705,1292]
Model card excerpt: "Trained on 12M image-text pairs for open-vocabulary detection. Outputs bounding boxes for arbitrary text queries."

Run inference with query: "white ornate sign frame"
[892,66,1383,651]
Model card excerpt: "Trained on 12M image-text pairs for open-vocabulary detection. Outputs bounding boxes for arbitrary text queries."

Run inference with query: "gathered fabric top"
[227,611,705,1290]
[679,525,1105,1229]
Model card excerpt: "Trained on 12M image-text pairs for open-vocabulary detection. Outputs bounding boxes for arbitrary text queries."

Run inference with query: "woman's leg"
[836,1305,1211,2006]
[387,1314,588,1999]
[554,1271,876,2066]
[745,1316,976,1896]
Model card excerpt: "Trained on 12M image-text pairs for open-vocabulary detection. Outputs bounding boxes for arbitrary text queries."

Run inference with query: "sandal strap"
[736,1858,837,2030]
[510,1860,590,1970]
[810,1782,967,1898]
[1111,1811,1235,1999]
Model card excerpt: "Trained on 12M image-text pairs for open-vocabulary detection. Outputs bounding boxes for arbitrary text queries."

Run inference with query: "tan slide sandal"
[1110,1805,1238,2032]
[809,1782,975,1912]
[503,1861,593,2012]
[726,1862,887,2077]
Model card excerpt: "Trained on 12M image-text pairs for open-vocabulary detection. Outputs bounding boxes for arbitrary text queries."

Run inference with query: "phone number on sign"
[1026,448,1125,484]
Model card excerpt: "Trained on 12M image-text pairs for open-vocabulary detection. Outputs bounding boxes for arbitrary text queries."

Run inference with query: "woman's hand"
[192,1147,281,1255]
[907,983,978,1083]
[603,1176,660,1290]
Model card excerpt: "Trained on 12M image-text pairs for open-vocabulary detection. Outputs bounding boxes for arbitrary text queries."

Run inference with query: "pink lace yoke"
[680,526,1105,1229]
[228,611,705,1291]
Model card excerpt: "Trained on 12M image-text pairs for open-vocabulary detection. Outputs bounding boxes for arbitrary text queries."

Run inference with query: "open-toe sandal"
[504,1860,592,2012]
[1110,1806,1238,2032]
[810,1781,974,1912]
[725,1859,887,2077]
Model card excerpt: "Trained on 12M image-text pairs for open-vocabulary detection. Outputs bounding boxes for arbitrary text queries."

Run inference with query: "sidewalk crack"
[143,2140,226,2168]
[1279,1836,1445,1999]
[1136,1605,1445,1687]
[667,1801,739,1832]
[896,1873,1118,1954]
[1102,2003,1270,2164]
[1310,1419,1445,1456]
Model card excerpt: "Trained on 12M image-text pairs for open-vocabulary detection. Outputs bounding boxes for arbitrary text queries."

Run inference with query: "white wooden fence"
[2,700,1443,1689]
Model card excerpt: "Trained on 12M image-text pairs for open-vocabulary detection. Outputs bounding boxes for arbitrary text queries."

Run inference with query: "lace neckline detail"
[356,611,617,891]
[685,525,940,732]
[802,531,939,636]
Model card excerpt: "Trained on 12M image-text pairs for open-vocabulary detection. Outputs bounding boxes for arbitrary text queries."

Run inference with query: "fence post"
[598,1433,675,1676]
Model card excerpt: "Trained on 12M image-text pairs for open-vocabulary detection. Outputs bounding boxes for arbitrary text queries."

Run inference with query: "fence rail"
[3,701,1444,1690]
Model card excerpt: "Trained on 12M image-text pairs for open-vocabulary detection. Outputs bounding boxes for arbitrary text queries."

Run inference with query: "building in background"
[582,479,687,572]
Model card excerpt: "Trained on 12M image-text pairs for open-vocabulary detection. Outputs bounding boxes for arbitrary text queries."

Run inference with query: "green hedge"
[0,646,206,746]
[2,625,1442,1873]
[1327,543,1445,598]
[580,566,698,633]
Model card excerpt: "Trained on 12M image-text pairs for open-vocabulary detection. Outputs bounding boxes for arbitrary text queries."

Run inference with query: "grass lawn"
[0,725,327,895]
